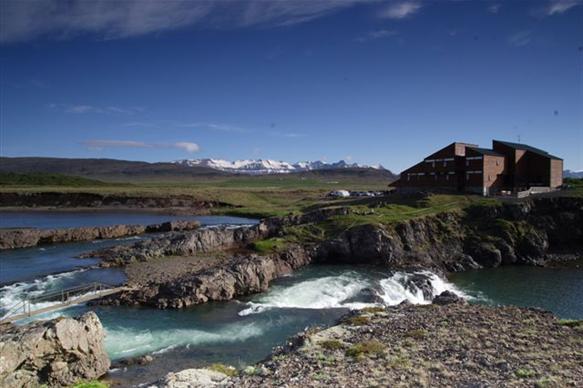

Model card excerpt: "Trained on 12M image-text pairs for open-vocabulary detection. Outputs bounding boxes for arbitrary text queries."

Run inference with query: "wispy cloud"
[544,0,581,15]
[354,29,398,43]
[82,139,200,153]
[508,30,532,47]
[267,131,306,138]
[125,120,303,138]
[177,122,249,133]
[49,103,143,115]
[379,1,422,19]
[1,0,366,44]
[488,4,501,14]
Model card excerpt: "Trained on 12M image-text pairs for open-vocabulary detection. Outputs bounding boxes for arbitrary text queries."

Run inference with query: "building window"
[466,160,469,167]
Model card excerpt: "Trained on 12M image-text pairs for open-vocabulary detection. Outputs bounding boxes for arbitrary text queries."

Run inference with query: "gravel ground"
[232,301,583,387]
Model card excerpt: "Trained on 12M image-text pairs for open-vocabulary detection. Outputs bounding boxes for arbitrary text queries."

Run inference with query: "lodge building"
[392,140,563,196]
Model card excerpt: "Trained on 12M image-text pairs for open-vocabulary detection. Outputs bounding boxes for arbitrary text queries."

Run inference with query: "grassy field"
[1,173,581,221]
[0,172,391,218]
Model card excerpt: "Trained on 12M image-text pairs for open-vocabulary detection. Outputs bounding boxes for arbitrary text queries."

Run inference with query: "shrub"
[72,381,109,388]
[319,339,344,351]
[346,340,385,358]
[343,315,370,326]
[406,329,428,339]
[209,363,238,377]
[361,306,385,314]
[559,319,583,329]
[515,368,536,378]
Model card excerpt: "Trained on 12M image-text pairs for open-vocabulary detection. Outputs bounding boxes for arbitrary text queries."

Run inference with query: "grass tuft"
[208,363,238,377]
[345,340,385,358]
[72,381,108,388]
[319,339,344,351]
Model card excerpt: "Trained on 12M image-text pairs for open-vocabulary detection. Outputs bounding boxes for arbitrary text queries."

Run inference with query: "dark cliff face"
[314,197,583,273]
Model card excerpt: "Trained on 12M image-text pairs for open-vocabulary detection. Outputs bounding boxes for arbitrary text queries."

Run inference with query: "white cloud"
[50,103,143,114]
[82,139,200,153]
[1,0,367,44]
[508,30,532,47]
[379,1,422,19]
[488,4,501,14]
[545,0,581,15]
[354,29,398,43]
[174,142,200,153]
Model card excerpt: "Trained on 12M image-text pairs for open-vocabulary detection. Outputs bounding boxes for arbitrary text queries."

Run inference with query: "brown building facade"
[393,140,563,196]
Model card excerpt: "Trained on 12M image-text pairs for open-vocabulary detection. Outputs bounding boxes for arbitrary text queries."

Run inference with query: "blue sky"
[1,0,582,172]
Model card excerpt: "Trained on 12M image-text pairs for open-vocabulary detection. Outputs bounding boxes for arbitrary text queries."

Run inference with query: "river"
[1,211,581,386]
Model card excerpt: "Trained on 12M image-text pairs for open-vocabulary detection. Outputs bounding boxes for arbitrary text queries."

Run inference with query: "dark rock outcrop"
[432,290,465,305]
[86,223,268,267]
[314,197,583,272]
[97,244,312,308]
[0,220,200,250]
[0,312,110,388]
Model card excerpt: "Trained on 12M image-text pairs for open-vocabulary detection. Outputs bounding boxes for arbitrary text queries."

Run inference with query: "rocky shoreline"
[0,220,201,250]
[87,196,582,309]
[194,295,581,387]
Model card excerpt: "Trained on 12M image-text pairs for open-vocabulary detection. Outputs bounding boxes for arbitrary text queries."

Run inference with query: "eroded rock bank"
[90,197,583,309]
[0,312,110,388]
[0,220,201,250]
[315,196,583,272]
[86,222,269,267]
[97,244,311,308]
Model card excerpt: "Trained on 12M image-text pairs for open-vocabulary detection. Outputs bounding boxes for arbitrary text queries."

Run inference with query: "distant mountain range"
[0,157,395,182]
[176,159,385,175]
[564,170,583,179]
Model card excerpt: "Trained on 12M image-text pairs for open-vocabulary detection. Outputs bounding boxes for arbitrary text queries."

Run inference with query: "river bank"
[223,296,583,387]
[84,196,583,310]
[1,195,582,386]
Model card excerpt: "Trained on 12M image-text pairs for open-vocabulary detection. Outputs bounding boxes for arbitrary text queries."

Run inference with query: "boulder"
[0,312,110,387]
[159,368,231,388]
[432,291,465,305]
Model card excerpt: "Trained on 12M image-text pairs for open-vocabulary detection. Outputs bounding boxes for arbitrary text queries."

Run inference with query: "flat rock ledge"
[158,368,231,388]
[0,220,200,250]
[167,296,583,388]
[97,244,312,308]
[0,312,110,388]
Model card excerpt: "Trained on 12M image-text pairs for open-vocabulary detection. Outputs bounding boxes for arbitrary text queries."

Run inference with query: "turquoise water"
[449,264,583,320]
[10,265,458,386]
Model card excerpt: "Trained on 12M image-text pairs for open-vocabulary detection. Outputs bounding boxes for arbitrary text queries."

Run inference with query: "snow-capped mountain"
[564,170,583,179]
[175,158,385,175]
